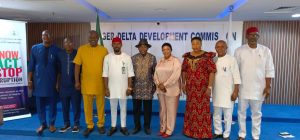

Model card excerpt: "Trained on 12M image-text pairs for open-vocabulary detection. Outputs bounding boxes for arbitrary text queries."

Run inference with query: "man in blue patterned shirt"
[28,30,60,134]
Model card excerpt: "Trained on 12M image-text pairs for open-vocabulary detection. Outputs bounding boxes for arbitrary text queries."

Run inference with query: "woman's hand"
[181,84,186,95]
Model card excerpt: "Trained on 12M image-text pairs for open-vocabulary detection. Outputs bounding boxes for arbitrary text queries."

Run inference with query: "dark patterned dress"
[182,52,216,139]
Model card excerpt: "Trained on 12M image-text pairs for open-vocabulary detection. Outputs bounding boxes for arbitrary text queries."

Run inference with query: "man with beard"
[234,27,275,140]
[103,37,134,136]
[28,30,60,134]
[73,30,108,137]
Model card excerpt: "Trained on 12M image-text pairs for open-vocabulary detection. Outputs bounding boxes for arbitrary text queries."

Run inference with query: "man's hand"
[263,86,271,99]
[126,88,133,96]
[205,88,211,97]
[56,83,60,92]
[75,82,81,90]
[105,88,110,97]
[28,81,33,90]
[231,90,238,101]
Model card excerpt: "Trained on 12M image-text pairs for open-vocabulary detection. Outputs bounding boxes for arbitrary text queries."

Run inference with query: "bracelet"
[127,87,133,91]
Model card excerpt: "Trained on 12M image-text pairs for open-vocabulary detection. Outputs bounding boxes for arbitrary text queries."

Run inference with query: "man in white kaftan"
[234,27,275,140]
[213,40,241,140]
[103,37,135,136]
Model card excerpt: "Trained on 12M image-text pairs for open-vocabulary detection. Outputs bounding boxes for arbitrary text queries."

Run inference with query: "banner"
[0,19,31,121]
[91,21,243,100]
[91,22,243,61]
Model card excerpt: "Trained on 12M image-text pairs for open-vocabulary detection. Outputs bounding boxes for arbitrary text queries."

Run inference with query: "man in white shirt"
[103,37,135,136]
[213,40,241,140]
[234,27,275,140]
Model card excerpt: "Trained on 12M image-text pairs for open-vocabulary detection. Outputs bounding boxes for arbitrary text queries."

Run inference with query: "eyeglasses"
[247,34,259,38]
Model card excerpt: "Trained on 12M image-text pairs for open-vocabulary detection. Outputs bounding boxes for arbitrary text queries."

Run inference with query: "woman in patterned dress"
[182,37,216,139]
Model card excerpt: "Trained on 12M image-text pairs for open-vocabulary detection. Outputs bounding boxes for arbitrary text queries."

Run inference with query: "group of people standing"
[28,26,274,140]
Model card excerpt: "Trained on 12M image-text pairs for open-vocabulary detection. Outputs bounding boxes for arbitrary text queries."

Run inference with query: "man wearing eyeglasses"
[234,27,275,140]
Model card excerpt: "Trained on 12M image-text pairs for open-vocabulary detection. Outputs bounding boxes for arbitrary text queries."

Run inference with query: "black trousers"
[132,99,152,129]
[61,93,81,126]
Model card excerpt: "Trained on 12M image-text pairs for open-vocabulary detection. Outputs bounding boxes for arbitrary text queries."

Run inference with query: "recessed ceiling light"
[291,14,300,18]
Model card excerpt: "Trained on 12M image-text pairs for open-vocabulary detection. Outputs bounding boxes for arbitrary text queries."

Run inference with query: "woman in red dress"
[182,37,216,139]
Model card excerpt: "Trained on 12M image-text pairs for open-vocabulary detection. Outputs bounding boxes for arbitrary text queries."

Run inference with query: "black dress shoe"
[237,137,245,140]
[59,125,71,133]
[107,127,117,136]
[131,127,141,134]
[144,128,151,135]
[98,126,106,134]
[36,125,47,135]
[72,126,80,133]
[83,128,93,137]
[120,127,130,136]
[213,134,223,139]
[223,137,230,140]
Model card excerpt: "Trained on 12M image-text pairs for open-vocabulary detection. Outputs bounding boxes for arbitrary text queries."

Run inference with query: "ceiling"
[0,0,299,22]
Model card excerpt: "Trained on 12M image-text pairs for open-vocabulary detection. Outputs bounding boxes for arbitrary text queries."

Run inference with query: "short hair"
[215,40,227,48]
[161,42,172,51]
[64,37,73,42]
[89,30,99,36]
[42,30,51,37]
[191,36,202,42]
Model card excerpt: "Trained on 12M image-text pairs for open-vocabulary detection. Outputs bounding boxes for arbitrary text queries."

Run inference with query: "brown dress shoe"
[83,128,94,137]
[36,125,47,135]
[107,127,117,136]
[49,125,56,133]
[98,126,106,134]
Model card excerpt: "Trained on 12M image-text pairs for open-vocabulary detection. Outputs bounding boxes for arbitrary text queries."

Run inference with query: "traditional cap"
[246,27,259,35]
[112,37,122,44]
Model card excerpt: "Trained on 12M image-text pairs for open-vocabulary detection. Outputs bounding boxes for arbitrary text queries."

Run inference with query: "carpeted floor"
[0,99,299,140]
